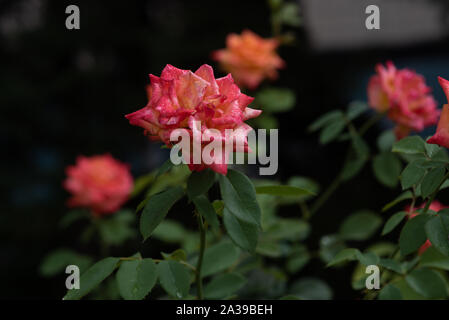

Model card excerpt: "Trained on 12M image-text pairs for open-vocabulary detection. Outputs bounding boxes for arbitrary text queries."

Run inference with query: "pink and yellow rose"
[125,64,262,175]
[212,30,285,90]
[63,154,133,215]
[367,61,439,139]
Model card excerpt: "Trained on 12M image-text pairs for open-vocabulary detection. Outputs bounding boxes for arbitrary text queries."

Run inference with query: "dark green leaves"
[187,170,215,199]
[382,211,406,236]
[223,208,258,252]
[255,185,315,197]
[327,248,379,267]
[392,136,426,155]
[192,195,219,231]
[400,162,426,190]
[40,249,93,277]
[372,152,402,188]
[140,186,184,241]
[64,257,120,300]
[378,284,402,300]
[405,268,448,299]
[339,211,382,241]
[425,212,449,256]
[204,273,247,299]
[157,260,191,299]
[196,240,240,277]
[421,167,446,198]
[219,170,261,227]
[399,214,430,256]
[116,258,157,300]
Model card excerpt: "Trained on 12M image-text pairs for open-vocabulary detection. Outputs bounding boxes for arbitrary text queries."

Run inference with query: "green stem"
[195,213,206,300]
[310,174,342,215]
[309,113,383,216]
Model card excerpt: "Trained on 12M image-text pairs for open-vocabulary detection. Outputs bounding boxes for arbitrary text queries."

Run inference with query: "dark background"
[2,0,449,299]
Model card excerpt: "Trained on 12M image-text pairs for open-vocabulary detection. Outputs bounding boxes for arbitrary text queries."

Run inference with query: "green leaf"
[405,268,448,299]
[392,136,426,155]
[131,173,155,198]
[400,161,426,190]
[420,246,449,270]
[308,110,344,132]
[63,257,120,300]
[399,214,431,256]
[192,195,219,231]
[379,258,404,274]
[425,212,449,256]
[346,101,368,121]
[327,248,378,267]
[157,260,191,299]
[156,159,174,178]
[319,234,346,264]
[372,152,402,188]
[204,273,247,299]
[341,135,370,181]
[264,218,310,241]
[326,248,360,267]
[116,258,157,300]
[152,220,186,243]
[161,249,187,262]
[289,278,333,300]
[255,185,315,197]
[256,87,296,113]
[339,210,382,241]
[219,169,261,226]
[98,210,135,246]
[194,240,241,277]
[382,211,407,236]
[382,191,413,212]
[377,130,396,152]
[319,119,346,144]
[140,186,184,241]
[276,3,301,27]
[378,284,402,300]
[40,249,93,277]
[187,170,216,199]
[421,167,446,198]
[286,245,310,273]
[59,210,89,228]
[223,208,258,252]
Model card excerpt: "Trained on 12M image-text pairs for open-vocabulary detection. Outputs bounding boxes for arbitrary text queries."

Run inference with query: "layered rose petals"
[63,154,133,215]
[212,30,285,89]
[125,64,262,175]
[367,61,439,139]
[427,77,449,148]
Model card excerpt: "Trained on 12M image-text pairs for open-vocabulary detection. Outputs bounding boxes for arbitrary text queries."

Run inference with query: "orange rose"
[212,30,285,89]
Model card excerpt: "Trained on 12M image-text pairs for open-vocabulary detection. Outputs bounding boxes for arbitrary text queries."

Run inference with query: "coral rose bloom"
[367,61,439,139]
[428,77,449,148]
[407,201,447,255]
[64,154,133,215]
[125,64,262,175]
[212,30,285,89]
